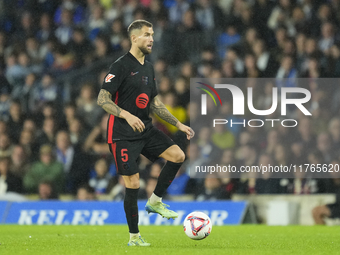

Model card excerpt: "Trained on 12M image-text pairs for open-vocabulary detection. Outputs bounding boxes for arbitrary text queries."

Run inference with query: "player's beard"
[139,45,152,55]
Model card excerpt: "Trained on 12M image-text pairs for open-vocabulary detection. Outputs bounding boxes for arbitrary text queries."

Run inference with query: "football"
[183,211,212,240]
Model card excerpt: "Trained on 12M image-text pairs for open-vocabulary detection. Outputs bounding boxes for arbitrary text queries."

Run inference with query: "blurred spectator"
[61,102,77,130]
[216,149,239,196]
[0,75,11,121]
[274,144,290,167]
[184,143,207,179]
[316,132,334,163]
[6,52,33,86]
[89,158,116,194]
[105,0,125,22]
[173,76,190,107]
[87,4,106,38]
[36,13,54,43]
[264,129,280,156]
[76,83,103,129]
[290,142,306,166]
[38,181,59,200]
[77,183,96,201]
[92,33,113,61]
[296,117,316,155]
[276,55,297,86]
[175,9,204,64]
[36,117,57,148]
[211,122,235,150]
[41,102,58,121]
[50,44,75,75]
[236,143,259,194]
[22,118,37,136]
[13,11,36,42]
[11,73,36,113]
[195,0,225,30]
[0,121,7,136]
[318,22,335,54]
[19,129,37,160]
[329,45,340,78]
[23,144,64,194]
[83,114,110,155]
[157,76,172,96]
[26,37,43,66]
[217,24,241,58]
[31,73,58,112]
[289,150,321,194]
[169,0,190,25]
[0,133,12,158]
[242,53,262,78]
[55,8,74,45]
[109,18,126,51]
[0,157,23,194]
[255,153,288,194]
[68,118,88,147]
[252,39,278,77]
[55,130,90,194]
[196,174,230,201]
[54,0,85,26]
[10,144,30,179]
[7,100,24,143]
[197,127,220,163]
[69,27,94,68]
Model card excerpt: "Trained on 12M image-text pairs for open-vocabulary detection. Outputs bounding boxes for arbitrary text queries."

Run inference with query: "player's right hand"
[124,112,145,132]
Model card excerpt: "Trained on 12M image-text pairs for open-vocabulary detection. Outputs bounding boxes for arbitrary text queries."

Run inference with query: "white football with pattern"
[183,211,212,240]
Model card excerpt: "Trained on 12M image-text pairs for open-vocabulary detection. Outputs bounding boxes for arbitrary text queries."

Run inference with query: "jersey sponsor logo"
[142,76,148,85]
[131,71,139,76]
[105,74,115,83]
[136,93,149,109]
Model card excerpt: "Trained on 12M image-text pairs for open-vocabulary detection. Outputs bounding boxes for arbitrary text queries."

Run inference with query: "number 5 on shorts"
[121,149,128,162]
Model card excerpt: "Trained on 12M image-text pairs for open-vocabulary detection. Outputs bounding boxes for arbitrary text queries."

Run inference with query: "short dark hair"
[127,20,152,37]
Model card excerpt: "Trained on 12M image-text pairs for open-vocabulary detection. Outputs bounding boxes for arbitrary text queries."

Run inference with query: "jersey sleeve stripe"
[110,143,118,173]
[107,92,119,143]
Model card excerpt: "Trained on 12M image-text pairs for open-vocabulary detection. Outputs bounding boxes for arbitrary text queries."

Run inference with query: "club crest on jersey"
[105,74,115,83]
[142,76,148,85]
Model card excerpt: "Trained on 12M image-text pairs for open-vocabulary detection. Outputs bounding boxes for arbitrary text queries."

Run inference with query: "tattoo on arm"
[97,89,122,117]
[150,96,179,126]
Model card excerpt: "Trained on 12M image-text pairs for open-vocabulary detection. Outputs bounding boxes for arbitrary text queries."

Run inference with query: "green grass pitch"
[0,225,339,255]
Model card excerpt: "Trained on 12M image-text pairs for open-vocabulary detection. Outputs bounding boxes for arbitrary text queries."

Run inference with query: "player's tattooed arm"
[151,95,195,140]
[150,95,179,126]
[97,89,122,117]
[97,89,145,132]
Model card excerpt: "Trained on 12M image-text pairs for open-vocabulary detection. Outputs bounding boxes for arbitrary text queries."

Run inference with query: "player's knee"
[174,149,185,163]
[129,179,140,189]
[125,176,140,189]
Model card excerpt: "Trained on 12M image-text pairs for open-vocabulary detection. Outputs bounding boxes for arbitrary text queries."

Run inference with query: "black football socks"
[154,161,182,197]
[124,187,139,233]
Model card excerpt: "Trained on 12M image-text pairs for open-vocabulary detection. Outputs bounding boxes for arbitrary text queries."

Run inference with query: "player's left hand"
[177,122,195,140]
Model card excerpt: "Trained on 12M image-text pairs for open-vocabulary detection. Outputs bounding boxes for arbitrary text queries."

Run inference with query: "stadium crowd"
[0,0,340,201]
